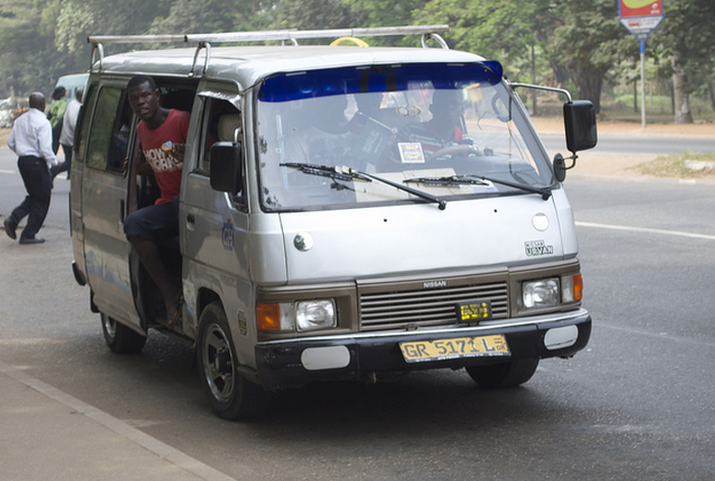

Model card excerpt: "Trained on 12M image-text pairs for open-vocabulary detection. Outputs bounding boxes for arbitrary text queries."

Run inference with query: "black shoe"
[19,237,45,245]
[3,220,16,240]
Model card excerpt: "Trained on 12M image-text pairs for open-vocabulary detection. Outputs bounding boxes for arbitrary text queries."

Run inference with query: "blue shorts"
[124,195,179,242]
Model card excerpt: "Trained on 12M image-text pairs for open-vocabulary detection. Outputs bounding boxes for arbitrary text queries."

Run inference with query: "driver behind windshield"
[393,89,472,163]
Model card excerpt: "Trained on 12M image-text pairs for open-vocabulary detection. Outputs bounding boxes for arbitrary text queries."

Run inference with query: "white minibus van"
[70,26,596,419]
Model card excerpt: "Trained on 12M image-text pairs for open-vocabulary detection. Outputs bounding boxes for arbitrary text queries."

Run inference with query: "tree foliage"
[649,0,715,122]
[0,0,713,123]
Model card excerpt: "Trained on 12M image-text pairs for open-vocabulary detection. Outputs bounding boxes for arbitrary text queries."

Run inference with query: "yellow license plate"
[399,335,510,363]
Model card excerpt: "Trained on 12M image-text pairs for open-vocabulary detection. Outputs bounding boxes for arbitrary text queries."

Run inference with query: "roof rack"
[87,25,450,75]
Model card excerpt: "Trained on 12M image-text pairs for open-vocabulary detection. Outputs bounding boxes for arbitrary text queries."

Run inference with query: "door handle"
[186,214,195,232]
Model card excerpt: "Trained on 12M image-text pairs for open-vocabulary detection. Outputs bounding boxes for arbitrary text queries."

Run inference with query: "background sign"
[618,0,665,129]
[619,0,664,41]
[620,0,663,18]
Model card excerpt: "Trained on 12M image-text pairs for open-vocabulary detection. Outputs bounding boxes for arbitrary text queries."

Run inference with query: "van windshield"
[255,63,553,212]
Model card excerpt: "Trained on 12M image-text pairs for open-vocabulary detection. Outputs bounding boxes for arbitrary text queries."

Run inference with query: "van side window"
[75,84,98,161]
[86,86,130,173]
[199,98,242,173]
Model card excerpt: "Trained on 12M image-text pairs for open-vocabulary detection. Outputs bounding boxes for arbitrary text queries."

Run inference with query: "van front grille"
[359,281,508,330]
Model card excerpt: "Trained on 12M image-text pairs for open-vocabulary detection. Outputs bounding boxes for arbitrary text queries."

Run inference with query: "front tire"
[101,313,146,354]
[196,301,271,420]
[466,358,539,388]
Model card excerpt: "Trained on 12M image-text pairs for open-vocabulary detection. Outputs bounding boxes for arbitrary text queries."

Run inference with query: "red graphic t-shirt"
[137,109,191,205]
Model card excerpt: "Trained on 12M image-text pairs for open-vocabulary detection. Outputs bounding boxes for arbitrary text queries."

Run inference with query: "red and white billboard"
[620,0,663,18]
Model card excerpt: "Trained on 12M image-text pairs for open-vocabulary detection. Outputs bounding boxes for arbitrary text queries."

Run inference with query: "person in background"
[47,86,67,154]
[51,88,83,180]
[4,92,59,245]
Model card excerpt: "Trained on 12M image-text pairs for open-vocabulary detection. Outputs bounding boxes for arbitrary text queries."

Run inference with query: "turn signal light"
[256,303,281,331]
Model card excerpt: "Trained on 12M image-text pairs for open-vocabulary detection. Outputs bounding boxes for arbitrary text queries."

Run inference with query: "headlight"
[258,299,337,332]
[523,278,559,308]
[296,300,336,331]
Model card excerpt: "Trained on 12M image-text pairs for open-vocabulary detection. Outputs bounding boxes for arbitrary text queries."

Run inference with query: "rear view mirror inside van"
[563,100,597,153]
[210,141,243,193]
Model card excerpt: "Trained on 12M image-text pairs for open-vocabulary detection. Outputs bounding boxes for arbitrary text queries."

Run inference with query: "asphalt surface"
[0,125,712,481]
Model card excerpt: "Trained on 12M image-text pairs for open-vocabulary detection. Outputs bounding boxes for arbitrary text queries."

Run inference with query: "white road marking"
[576,221,715,241]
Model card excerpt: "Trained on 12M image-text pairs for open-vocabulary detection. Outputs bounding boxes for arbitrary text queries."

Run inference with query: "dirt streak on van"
[70,26,596,419]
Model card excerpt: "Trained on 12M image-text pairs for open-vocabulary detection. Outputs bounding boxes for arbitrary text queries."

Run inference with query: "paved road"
[542,131,715,155]
[1,145,714,480]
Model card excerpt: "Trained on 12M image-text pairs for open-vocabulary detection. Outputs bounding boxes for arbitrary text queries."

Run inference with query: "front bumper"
[255,309,591,391]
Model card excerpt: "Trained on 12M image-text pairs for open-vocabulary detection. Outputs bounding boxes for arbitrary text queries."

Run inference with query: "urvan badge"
[525,240,553,257]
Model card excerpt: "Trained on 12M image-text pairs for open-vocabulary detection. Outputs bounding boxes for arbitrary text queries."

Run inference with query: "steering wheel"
[426,144,481,162]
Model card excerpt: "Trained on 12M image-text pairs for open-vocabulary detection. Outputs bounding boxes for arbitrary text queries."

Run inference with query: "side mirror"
[210,141,243,193]
[553,153,567,183]
[563,100,597,153]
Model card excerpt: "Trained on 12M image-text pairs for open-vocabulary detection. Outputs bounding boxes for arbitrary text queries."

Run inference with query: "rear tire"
[466,358,539,388]
[196,301,271,420]
[101,313,146,354]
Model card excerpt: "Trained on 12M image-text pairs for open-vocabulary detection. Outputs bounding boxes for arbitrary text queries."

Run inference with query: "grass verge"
[635,151,715,179]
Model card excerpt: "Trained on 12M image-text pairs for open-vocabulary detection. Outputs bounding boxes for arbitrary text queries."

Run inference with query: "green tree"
[544,0,629,113]
[411,0,629,112]
[650,0,715,123]
[149,0,269,35]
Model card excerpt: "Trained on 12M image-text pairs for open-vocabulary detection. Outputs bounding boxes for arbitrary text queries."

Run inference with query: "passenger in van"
[123,75,190,327]
[284,95,358,167]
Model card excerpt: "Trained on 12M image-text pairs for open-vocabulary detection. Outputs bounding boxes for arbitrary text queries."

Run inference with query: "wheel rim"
[201,322,235,403]
[102,314,117,340]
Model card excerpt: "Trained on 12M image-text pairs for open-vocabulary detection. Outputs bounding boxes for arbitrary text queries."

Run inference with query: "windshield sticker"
[525,240,554,257]
[398,142,425,163]
[222,219,235,251]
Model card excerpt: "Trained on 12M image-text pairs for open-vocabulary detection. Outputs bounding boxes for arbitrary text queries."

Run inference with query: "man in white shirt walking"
[4,92,58,245]
[51,88,82,180]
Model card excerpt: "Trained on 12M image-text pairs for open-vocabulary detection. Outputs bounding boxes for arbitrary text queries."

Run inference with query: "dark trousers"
[52,120,63,154]
[51,144,72,179]
[8,156,52,240]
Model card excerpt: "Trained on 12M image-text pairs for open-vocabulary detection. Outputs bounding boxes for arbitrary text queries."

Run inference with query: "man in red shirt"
[124,76,190,327]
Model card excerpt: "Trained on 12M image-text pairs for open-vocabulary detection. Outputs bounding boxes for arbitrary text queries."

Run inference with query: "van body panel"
[277,196,564,283]
[551,187,579,256]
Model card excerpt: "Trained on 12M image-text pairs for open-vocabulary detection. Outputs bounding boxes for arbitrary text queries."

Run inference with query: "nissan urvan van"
[70,26,596,419]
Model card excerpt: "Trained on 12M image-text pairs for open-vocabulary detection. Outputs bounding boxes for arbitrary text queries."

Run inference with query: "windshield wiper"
[281,163,447,210]
[280,162,369,182]
[405,175,491,186]
[405,174,552,201]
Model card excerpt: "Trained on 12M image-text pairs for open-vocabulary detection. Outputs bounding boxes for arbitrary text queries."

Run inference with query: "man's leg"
[63,144,72,179]
[124,198,182,317]
[7,157,34,231]
[52,145,72,180]
[128,236,181,312]
[19,157,51,240]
